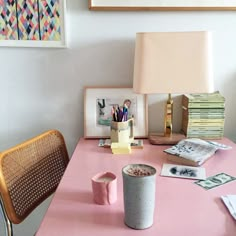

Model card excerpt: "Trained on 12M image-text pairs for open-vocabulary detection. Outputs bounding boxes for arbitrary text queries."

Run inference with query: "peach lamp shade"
[133,31,214,94]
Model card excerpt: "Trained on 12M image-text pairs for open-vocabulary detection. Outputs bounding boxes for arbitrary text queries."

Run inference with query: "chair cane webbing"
[0,130,69,227]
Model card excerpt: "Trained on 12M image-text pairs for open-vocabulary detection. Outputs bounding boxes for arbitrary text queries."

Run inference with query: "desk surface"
[36,138,236,236]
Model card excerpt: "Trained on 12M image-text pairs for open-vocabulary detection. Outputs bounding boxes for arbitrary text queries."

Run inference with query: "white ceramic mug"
[110,118,134,143]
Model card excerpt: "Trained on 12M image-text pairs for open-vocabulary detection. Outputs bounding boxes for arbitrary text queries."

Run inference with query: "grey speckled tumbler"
[122,164,156,230]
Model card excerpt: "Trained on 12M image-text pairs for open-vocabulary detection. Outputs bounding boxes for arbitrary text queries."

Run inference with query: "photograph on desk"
[97,98,135,126]
[84,87,148,138]
[161,163,206,180]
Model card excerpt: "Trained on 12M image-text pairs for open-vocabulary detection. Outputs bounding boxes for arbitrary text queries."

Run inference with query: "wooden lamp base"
[148,133,186,145]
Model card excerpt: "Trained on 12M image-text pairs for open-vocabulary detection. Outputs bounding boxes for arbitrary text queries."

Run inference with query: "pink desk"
[36,138,236,236]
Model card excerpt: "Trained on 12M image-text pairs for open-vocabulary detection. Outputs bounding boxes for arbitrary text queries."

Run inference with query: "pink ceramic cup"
[91,172,117,205]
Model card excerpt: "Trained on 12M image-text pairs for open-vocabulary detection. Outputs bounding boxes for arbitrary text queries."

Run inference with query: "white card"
[161,163,206,180]
[221,195,236,220]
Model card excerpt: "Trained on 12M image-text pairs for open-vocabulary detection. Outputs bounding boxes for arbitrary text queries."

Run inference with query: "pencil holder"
[110,118,134,143]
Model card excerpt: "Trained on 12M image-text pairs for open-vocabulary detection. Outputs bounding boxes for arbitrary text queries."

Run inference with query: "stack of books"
[182,91,225,139]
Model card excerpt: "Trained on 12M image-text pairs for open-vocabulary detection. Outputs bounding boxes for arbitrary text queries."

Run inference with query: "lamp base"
[149,133,186,145]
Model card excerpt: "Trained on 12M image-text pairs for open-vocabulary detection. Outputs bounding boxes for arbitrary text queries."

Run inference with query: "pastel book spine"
[182,106,225,114]
[182,108,225,119]
[185,118,225,124]
[182,125,224,135]
[182,92,225,103]
[182,93,225,109]
[186,134,223,139]
[184,127,224,133]
[182,120,225,127]
[182,101,225,109]
[186,130,224,136]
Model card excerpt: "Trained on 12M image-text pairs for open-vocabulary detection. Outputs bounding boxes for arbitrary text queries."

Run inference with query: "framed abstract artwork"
[84,87,148,139]
[89,0,236,11]
[0,0,66,47]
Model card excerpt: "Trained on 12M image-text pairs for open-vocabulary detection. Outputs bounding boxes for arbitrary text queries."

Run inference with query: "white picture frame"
[0,0,66,48]
[84,87,148,139]
[89,0,236,11]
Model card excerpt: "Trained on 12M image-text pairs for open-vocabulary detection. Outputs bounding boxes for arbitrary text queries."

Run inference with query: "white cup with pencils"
[110,118,134,143]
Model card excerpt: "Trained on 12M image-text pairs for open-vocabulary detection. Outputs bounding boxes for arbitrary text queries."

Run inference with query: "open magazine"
[164,138,232,166]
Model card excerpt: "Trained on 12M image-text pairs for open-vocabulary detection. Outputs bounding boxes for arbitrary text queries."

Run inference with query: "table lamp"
[133,31,214,145]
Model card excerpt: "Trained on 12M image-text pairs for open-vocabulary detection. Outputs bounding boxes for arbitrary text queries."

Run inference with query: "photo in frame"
[0,0,66,47]
[84,87,148,138]
[89,0,236,11]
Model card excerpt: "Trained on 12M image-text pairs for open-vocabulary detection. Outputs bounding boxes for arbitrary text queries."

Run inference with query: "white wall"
[0,1,236,235]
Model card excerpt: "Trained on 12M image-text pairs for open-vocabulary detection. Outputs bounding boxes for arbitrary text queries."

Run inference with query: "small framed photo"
[161,163,206,180]
[84,87,148,138]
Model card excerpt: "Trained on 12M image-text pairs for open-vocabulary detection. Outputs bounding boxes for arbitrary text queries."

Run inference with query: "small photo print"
[161,164,206,180]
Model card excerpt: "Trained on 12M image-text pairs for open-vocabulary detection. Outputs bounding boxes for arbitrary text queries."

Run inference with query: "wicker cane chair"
[0,130,69,236]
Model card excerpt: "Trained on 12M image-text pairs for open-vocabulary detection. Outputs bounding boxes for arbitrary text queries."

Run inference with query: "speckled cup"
[122,164,156,229]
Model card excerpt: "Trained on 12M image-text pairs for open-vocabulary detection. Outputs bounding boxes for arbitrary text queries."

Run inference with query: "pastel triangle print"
[39,0,61,41]
[0,0,63,44]
[0,0,18,40]
[17,0,40,40]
